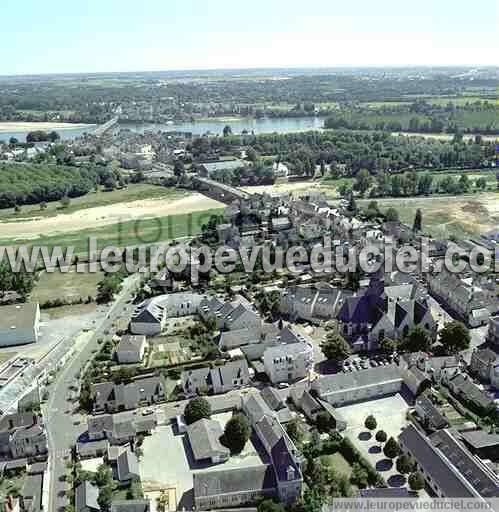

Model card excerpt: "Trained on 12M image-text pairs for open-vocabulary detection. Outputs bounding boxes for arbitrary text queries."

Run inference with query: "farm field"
[0,184,186,220]
[363,192,499,238]
[30,265,105,304]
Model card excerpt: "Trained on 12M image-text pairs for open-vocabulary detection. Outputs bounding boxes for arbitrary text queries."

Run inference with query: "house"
[459,430,499,461]
[87,413,157,445]
[470,348,498,382]
[76,439,109,460]
[414,395,448,431]
[337,278,436,352]
[187,418,230,464]
[75,480,100,512]
[279,286,343,323]
[194,464,277,510]
[0,413,47,460]
[263,329,314,384]
[111,500,151,512]
[181,359,250,396]
[260,387,294,424]
[446,373,494,414]
[400,364,431,397]
[20,473,43,512]
[0,304,40,347]
[487,316,499,347]
[311,365,403,407]
[92,377,165,413]
[115,335,147,364]
[115,449,140,485]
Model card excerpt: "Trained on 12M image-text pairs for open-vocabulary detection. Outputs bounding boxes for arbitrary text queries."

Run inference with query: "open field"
[0,184,186,221]
[393,132,498,142]
[0,192,224,242]
[319,453,353,478]
[364,192,499,238]
[30,266,104,304]
[0,121,94,132]
[0,207,224,254]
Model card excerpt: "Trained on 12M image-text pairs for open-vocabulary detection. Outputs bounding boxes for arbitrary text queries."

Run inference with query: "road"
[44,273,141,512]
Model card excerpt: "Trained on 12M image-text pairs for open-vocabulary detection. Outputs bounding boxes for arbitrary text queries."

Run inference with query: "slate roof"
[187,418,230,461]
[313,365,402,397]
[21,474,43,512]
[111,500,151,512]
[75,480,100,512]
[399,425,476,498]
[244,393,274,424]
[430,429,499,498]
[116,449,140,482]
[415,396,448,430]
[261,387,286,411]
[0,303,39,331]
[194,464,277,498]
[448,373,494,410]
[460,430,499,450]
[116,335,146,353]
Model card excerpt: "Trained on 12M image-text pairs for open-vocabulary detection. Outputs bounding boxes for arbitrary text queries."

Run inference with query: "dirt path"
[0,193,224,240]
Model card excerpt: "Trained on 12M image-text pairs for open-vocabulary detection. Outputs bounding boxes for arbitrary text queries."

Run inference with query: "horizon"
[1,0,497,75]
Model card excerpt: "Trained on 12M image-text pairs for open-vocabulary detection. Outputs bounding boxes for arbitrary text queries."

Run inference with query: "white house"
[115,335,147,364]
[0,304,40,347]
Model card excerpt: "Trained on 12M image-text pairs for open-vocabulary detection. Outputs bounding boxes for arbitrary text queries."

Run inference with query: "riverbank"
[0,121,95,133]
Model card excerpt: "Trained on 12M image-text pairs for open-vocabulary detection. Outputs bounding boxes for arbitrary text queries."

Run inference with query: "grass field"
[30,265,105,304]
[362,192,498,238]
[319,453,353,478]
[0,351,17,366]
[0,207,225,254]
[0,184,185,221]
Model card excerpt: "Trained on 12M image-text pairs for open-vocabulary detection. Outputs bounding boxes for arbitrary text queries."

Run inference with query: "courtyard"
[139,412,269,510]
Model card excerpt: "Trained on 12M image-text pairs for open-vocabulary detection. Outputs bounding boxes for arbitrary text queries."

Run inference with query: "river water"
[0,116,325,142]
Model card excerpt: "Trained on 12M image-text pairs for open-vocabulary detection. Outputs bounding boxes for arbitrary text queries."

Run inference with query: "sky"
[1,0,497,75]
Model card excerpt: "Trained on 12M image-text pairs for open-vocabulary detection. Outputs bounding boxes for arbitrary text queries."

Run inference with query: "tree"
[257,499,285,512]
[380,338,398,354]
[286,419,303,446]
[354,169,372,197]
[60,196,71,208]
[439,321,470,354]
[385,207,400,222]
[383,437,400,460]
[396,454,415,476]
[223,125,232,137]
[222,414,250,453]
[316,411,334,433]
[364,415,377,432]
[97,484,114,512]
[321,331,351,363]
[403,326,431,353]
[375,430,387,446]
[413,208,422,232]
[184,397,211,425]
[408,471,425,492]
[350,463,369,489]
[347,191,357,214]
[39,201,47,210]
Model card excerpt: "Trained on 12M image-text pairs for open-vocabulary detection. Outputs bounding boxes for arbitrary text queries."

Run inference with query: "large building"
[0,413,47,459]
[0,303,40,347]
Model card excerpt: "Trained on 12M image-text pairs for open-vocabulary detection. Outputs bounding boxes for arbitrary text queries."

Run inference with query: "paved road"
[44,273,141,512]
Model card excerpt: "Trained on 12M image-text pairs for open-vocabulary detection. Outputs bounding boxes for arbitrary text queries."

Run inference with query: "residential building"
[487,316,499,346]
[75,480,100,512]
[87,413,157,444]
[115,335,147,364]
[181,359,250,396]
[92,377,165,413]
[20,473,43,512]
[414,395,449,431]
[459,430,499,461]
[0,304,40,347]
[0,413,47,460]
[279,286,343,323]
[263,329,314,384]
[446,373,494,413]
[187,418,230,464]
[115,448,140,485]
[470,348,498,382]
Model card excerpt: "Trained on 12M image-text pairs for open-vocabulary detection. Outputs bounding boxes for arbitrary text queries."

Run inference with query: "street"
[44,273,141,512]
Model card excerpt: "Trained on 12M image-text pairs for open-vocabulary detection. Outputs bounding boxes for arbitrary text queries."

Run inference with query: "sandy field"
[0,193,224,240]
[0,121,94,132]
[242,181,325,195]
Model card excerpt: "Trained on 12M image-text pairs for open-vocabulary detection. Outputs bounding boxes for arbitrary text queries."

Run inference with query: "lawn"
[1,207,224,255]
[0,184,185,221]
[319,453,353,478]
[30,265,104,304]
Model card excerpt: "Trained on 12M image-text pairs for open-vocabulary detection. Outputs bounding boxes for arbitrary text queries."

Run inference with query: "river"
[0,116,325,142]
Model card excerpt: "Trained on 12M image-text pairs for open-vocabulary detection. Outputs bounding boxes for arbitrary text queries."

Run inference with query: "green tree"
[396,454,415,476]
[403,326,431,352]
[286,419,303,446]
[413,208,422,232]
[385,207,400,222]
[316,411,334,433]
[222,414,250,453]
[408,471,425,492]
[375,430,387,445]
[383,437,400,460]
[350,463,369,488]
[354,169,372,197]
[223,125,232,137]
[364,415,377,432]
[321,331,351,363]
[380,338,398,354]
[439,321,470,354]
[184,397,212,425]
[257,499,285,512]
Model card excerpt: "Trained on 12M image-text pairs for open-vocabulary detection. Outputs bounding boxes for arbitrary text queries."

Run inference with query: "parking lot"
[139,413,268,510]
[341,353,395,374]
